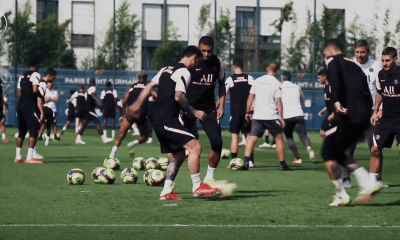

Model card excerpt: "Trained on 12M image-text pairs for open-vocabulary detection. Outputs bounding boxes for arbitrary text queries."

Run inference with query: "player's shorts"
[229,115,251,134]
[44,106,55,129]
[76,109,86,119]
[321,116,368,164]
[67,108,76,122]
[372,117,400,149]
[153,119,196,154]
[0,111,4,122]
[250,119,283,138]
[85,111,100,123]
[17,107,41,138]
[103,109,116,119]
[320,116,336,131]
[284,116,306,138]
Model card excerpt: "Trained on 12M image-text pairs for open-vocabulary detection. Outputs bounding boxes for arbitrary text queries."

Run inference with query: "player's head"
[318,70,329,85]
[232,57,243,71]
[138,70,148,82]
[47,81,54,90]
[106,81,112,87]
[89,77,96,86]
[181,45,203,69]
[266,62,280,76]
[381,47,398,72]
[28,56,40,71]
[44,68,57,82]
[281,71,291,82]
[70,90,75,95]
[323,39,343,59]
[198,36,214,61]
[354,39,370,64]
[79,84,84,91]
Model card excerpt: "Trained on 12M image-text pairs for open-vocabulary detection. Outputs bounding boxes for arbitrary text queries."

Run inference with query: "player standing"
[126,46,219,200]
[41,74,59,145]
[100,82,118,139]
[322,39,381,206]
[281,71,315,163]
[74,85,86,144]
[0,78,8,143]
[183,36,227,186]
[244,62,290,171]
[61,90,77,135]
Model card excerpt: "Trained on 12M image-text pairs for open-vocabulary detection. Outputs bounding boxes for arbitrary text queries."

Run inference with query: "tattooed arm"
[175,91,206,121]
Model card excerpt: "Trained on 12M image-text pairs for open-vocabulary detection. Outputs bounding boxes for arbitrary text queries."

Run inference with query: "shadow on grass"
[359,200,400,207]
[203,190,290,201]
[44,160,92,163]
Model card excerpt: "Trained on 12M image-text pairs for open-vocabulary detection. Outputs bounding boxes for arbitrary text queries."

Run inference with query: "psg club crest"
[395,80,398,85]
[369,68,374,72]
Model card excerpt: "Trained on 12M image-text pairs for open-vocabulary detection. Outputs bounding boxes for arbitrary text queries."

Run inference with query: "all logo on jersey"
[383,86,395,95]
[369,68,374,72]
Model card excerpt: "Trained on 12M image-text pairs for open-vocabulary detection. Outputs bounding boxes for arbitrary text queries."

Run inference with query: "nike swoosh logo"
[196,68,201,71]
[381,80,386,82]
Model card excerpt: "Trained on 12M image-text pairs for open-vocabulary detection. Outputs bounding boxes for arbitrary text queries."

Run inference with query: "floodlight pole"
[14,0,18,127]
[311,0,317,130]
[113,0,116,85]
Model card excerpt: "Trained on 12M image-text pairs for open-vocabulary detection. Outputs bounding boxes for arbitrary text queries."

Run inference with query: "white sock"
[2,133,5,140]
[62,126,66,131]
[352,167,370,191]
[112,130,115,138]
[103,130,107,137]
[110,146,118,158]
[130,139,139,147]
[76,134,81,141]
[75,125,79,133]
[332,179,348,198]
[16,147,22,160]
[45,137,50,146]
[370,172,379,184]
[191,173,201,193]
[205,166,216,180]
[160,180,174,196]
[27,148,34,161]
[241,134,245,142]
[33,146,37,154]
[101,134,107,140]
[185,149,189,156]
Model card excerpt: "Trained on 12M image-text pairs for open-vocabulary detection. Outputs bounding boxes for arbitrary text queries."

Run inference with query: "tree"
[195,3,211,39]
[96,0,140,70]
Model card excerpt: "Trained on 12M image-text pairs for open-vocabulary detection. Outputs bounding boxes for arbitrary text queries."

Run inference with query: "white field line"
[0,224,400,228]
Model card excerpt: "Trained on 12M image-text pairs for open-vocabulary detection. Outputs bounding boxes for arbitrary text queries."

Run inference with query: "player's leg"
[229,115,241,159]
[230,133,239,159]
[38,121,46,140]
[91,114,113,143]
[367,124,387,187]
[160,150,186,200]
[244,119,264,170]
[127,122,149,148]
[109,117,132,158]
[53,112,59,140]
[103,116,107,138]
[294,117,315,161]
[259,130,270,148]
[0,117,7,143]
[45,117,52,146]
[111,117,116,138]
[25,110,42,164]
[342,141,357,188]
[283,117,301,163]
[15,110,27,163]
[61,120,71,135]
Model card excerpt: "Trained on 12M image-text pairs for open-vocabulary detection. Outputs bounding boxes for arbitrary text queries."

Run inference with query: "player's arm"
[126,82,156,121]
[216,62,226,119]
[299,88,305,103]
[2,94,7,115]
[175,91,206,121]
[245,93,255,121]
[327,58,347,114]
[318,107,327,117]
[99,90,105,107]
[150,89,158,100]
[91,93,102,107]
[276,97,285,128]
[53,91,59,102]
[371,89,383,126]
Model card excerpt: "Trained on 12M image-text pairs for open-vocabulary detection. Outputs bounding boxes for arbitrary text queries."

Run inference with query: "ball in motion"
[147,170,166,186]
[145,157,158,170]
[103,157,121,170]
[120,168,138,184]
[157,157,169,170]
[221,148,231,159]
[67,168,85,185]
[229,158,244,170]
[132,157,145,170]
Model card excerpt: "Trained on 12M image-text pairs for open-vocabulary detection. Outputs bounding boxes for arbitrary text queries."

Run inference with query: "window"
[37,0,58,24]
[71,1,95,48]
[236,7,255,43]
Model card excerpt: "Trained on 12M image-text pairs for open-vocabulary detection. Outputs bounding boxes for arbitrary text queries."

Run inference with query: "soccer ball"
[92,167,106,183]
[147,170,166,186]
[132,157,145,170]
[157,157,169,170]
[145,157,158,170]
[42,134,48,140]
[103,157,121,170]
[67,168,85,185]
[50,133,55,140]
[14,132,18,139]
[100,169,116,184]
[143,169,155,185]
[221,148,231,159]
[14,132,30,139]
[120,168,138,184]
[229,158,244,170]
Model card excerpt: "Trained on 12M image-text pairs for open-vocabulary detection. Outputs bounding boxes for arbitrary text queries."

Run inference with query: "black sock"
[280,161,287,167]
[265,135,269,144]
[244,156,251,169]
[250,153,254,163]
[272,139,276,145]
[231,152,238,159]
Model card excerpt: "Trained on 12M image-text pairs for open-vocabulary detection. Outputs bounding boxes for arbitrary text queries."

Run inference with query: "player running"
[244,62,290,171]
[75,78,113,144]
[225,57,255,164]
[126,46,219,200]
[281,71,315,163]
[100,81,118,139]
[61,90,78,135]
[73,85,86,144]
[370,47,400,192]
[0,78,8,143]
[322,39,381,206]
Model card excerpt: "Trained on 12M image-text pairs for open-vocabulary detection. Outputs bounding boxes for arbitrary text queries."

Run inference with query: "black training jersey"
[0,89,6,111]
[152,63,191,125]
[127,82,148,106]
[85,86,97,112]
[187,55,225,111]
[67,94,76,113]
[376,67,400,118]
[75,90,86,111]
[100,88,117,110]
[225,73,254,116]
[17,71,42,109]
[324,84,334,114]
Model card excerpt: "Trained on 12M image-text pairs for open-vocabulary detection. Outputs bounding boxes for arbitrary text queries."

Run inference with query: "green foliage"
[382,9,391,47]
[196,3,211,39]
[271,1,295,33]
[96,0,140,70]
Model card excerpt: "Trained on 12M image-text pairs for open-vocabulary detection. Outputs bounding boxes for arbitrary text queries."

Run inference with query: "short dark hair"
[44,68,57,77]
[182,45,202,59]
[106,81,112,87]
[199,36,214,46]
[281,71,291,81]
[382,47,397,58]
[70,90,75,95]
[325,39,343,51]
[355,39,370,54]
[233,57,243,69]
[318,70,329,78]
[89,77,95,85]
[79,84,84,90]
[28,56,40,67]
[269,62,280,72]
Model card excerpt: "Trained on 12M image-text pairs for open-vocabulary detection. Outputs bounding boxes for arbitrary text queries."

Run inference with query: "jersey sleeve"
[100,90,105,99]
[71,92,78,99]
[248,75,255,86]
[249,81,257,94]
[151,67,166,86]
[225,77,234,93]
[88,86,96,95]
[218,60,226,82]
[275,85,282,98]
[17,76,22,89]
[113,90,118,98]
[326,57,341,104]
[38,82,47,97]
[2,92,7,102]
[376,71,383,93]
[30,72,41,85]
[172,68,191,93]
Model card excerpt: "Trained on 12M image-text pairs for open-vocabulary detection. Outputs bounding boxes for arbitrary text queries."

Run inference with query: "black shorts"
[67,109,76,122]
[322,116,368,163]
[147,101,155,122]
[44,107,55,129]
[373,117,400,149]
[103,109,116,119]
[154,119,196,154]
[76,109,86,119]
[320,116,336,131]
[85,111,100,123]
[17,107,41,138]
[229,115,251,134]
[0,112,4,122]
[250,119,283,138]
[284,116,306,138]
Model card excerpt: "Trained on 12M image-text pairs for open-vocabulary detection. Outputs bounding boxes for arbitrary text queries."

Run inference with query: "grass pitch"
[1,127,400,239]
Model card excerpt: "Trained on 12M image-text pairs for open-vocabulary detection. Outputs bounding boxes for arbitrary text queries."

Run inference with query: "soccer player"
[74,84,86,144]
[75,78,113,144]
[14,57,46,164]
[322,39,381,206]
[0,78,8,143]
[61,90,77,135]
[370,47,400,191]
[281,71,315,163]
[110,70,153,158]
[183,36,226,186]
[258,130,276,148]
[125,46,219,200]
[317,71,334,140]
[100,82,118,139]
[244,62,290,171]
[41,74,59,145]
[225,57,255,163]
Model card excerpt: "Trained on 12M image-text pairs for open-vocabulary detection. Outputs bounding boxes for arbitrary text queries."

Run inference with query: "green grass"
[1,127,400,240]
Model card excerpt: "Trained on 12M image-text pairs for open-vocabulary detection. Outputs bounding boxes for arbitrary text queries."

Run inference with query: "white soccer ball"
[229,158,244,170]
[103,157,121,170]
[67,168,85,185]
[147,170,166,186]
[120,168,138,184]
[157,157,169,170]
[221,148,230,159]
[145,157,158,170]
[132,157,145,170]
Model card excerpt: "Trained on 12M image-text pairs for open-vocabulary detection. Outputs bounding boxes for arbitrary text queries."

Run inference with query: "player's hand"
[327,112,335,122]
[245,113,252,122]
[370,111,382,126]
[39,114,45,125]
[217,106,225,120]
[334,102,348,115]
[194,110,206,121]
[280,119,285,129]
[318,110,324,117]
